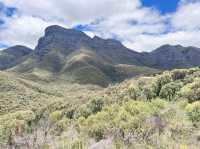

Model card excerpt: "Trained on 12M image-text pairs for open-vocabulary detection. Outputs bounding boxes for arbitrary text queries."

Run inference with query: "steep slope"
[11,25,158,86]
[145,45,200,69]
[35,25,143,65]
[0,45,32,70]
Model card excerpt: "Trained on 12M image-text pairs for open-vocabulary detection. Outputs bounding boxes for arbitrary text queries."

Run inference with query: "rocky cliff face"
[35,25,92,57]
[34,25,143,65]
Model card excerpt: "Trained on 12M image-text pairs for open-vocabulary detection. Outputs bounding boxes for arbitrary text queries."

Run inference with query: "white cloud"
[171,2,200,30]
[2,0,141,25]
[124,30,200,52]
[0,0,200,52]
[0,16,67,48]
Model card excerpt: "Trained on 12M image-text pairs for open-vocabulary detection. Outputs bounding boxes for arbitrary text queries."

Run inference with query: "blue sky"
[0,0,200,51]
[141,0,180,14]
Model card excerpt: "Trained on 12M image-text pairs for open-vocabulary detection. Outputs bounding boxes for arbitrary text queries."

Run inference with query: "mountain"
[9,25,158,87]
[0,45,32,70]
[34,25,143,65]
[1,25,200,86]
[145,44,200,69]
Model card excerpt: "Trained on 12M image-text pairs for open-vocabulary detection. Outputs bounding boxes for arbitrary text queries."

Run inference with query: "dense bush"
[153,73,172,96]
[185,101,200,122]
[49,110,63,123]
[0,110,35,145]
[88,98,104,114]
[159,82,182,101]
[127,86,140,100]
[142,85,156,101]
[78,100,167,142]
[179,78,200,102]
[2,68,200,148]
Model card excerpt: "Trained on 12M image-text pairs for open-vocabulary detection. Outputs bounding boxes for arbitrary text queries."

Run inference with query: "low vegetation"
[1,68,200,148]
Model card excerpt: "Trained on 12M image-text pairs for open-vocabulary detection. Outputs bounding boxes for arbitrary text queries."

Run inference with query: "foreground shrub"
[150,99,167,110]
[127,86,140,100]
[153,73,172,96]
[78,100,166,142]
[49,111,63,123]
[179,78,200,102]
[142,85,156,101]
[88,98,104,114]
[159,82,182,101]
[0,110,35,145]
[185,101,200,122]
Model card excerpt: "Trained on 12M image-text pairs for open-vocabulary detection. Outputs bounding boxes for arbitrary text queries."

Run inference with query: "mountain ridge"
[1,25,200,86]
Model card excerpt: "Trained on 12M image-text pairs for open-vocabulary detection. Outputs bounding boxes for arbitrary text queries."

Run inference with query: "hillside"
[0,46,32,70]
[145,44,200,69]
[1,68,200,148]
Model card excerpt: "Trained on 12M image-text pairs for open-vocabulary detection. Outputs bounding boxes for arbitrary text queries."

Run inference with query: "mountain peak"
[152,44,185,54]
[158,44,183,49]
[35,25,92,54]
[44,25,89,38]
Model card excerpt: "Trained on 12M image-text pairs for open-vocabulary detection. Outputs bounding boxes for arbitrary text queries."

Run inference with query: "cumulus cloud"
[171,2,200,30]
[0,16,67,48]
[2,0,141,25]
[0,0,200,51]
[124,30,200,52]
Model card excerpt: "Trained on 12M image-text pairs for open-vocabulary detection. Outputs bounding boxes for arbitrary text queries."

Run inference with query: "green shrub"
[55,118,70,132]
[151,98,167,110]
[179,78,200,102]
[74,105,91,119]
[0,110,35,145]
[185,101,200,122]
[71,139,86,149]
[127,86,140,100]
[78,101,165,142]
[142,85,156,101]
[49,110,63,123]
[88,98,104,114]
[153,73,172,96]
[159,82,182,101]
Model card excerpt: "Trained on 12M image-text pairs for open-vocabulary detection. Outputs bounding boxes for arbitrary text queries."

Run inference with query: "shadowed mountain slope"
[0,45,32,70]
[144,45,200,69]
